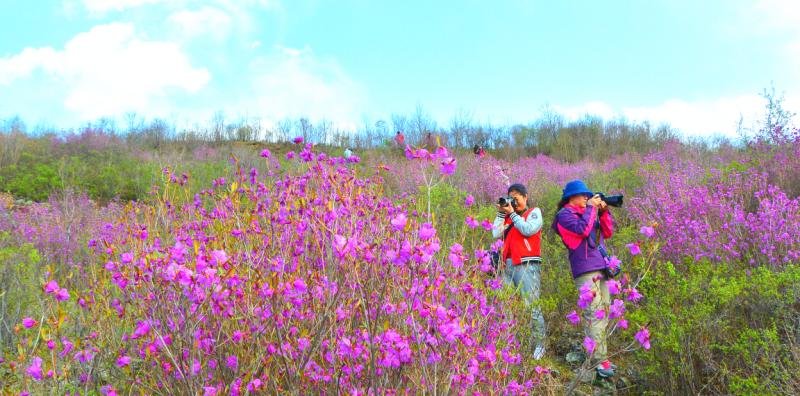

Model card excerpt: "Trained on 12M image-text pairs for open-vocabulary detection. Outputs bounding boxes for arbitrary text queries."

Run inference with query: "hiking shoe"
[533,344,546,360]
[595,360,616,378]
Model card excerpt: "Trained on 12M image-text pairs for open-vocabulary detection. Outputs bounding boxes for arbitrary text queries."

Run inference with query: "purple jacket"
[552,204,614,278]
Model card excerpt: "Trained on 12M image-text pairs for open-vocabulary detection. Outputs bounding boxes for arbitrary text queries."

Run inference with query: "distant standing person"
[394,131,405,146]
[473,144,486,158]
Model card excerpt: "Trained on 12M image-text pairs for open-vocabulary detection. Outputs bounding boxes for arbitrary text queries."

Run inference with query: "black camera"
[597,193,624,207]
[498,196,517,208]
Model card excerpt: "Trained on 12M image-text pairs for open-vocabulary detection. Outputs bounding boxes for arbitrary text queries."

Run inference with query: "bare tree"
[277,118,294,142]
[297,117,312,142]
[449,108,474,149]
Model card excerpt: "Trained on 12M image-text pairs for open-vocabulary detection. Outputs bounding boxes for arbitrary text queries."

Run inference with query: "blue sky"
[1,0,798,137]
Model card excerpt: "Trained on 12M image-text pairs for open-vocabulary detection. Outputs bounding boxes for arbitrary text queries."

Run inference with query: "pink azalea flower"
[626,287,643,302]
[419,223,436,240]
[226,355,238,370]
[47,339,56,350]
[247,378,263,392]
[55,288,70,301]
[293,136,304,144]
[22,317,37,329]
[626,242,641,256]
[566,310,580,325]
[583,336,596,354]
[617,318,629,329]
[27,356,43,381]
[260,148,271,158]
[607,279,621,295]
[465,216,479,229]
[120,252,133,264]
[578,281,595,309]
[609,299,625,319]
[464,195,475,207]
[640,226,655,238]
[594,309,606,320]
[448,243,464,268]
[101,385,118,396]
[116,355,132,367]
[480,220,493,231]
[44,280,59,294]
[606,255,621,271]
[390,213,407,231]
[635,327,651,350]
[440,157,457,175]
[211,250,228,265]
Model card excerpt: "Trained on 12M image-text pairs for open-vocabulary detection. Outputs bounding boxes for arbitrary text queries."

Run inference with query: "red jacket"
[503,208,542,265]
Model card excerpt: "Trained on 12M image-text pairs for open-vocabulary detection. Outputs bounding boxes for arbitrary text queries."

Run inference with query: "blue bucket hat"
[561,180,593,201]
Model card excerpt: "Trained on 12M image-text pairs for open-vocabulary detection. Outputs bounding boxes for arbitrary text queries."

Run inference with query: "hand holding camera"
[497,196,516,214]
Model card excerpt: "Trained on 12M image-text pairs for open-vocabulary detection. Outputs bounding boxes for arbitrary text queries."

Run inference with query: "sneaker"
[533,344,546,360]
[595,360,616,378]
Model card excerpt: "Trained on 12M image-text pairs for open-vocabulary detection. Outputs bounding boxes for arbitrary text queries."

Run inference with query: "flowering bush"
[2,146,551,394]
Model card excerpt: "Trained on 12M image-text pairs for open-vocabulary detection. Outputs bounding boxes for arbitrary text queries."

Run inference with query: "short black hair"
[507,183,527,196]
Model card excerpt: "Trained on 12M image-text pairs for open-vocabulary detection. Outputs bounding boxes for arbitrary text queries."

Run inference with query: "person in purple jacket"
[551,180,617,379]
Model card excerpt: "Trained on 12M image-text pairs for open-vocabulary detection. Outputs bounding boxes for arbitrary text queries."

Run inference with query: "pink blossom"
[247,378,263,392]
[635,327,651,350]
[578,281,595,309]
[47,339,56,350]
[116,355,132,367]
[609,299,625,319]
[260,148,271,158]
[480,220,493,231]
[22,317,37,329]
[448,243,464,268]
[120,252,134,264]
[226,355,238,370]
[626,287,643,302]
[617,318,629,329]
[27,356,43,381]
[390,213,407,231]
[465,216,479,229]
[419,222,436,240]
[210,250,228,265]
[131,320,151,339]
[640,226,655,238]
[440,157,457,175]
[566,310,580,325]
[101,385,117,396]
[583,336,596,354]
[44,280,59,294]
[293,136,304,144]
[464,195,475,206]
[606,255,621,271]
[55,288,70,301]
[607,279,621,295]
[594,309,606,320]
[626,242,641,256]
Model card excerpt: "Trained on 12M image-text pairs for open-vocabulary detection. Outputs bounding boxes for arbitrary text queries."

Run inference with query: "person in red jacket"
[492,183,546,360]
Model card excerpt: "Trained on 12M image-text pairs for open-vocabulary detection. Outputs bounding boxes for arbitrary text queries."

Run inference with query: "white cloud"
[240,46,366,130]
[168,6,233,40]
[81,0,166,13]
[555,94,800,138]
[752,0,800,76]
[0,23,210,121]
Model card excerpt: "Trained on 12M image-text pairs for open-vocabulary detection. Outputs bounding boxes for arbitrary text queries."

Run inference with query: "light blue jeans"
[504,259,546,348]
